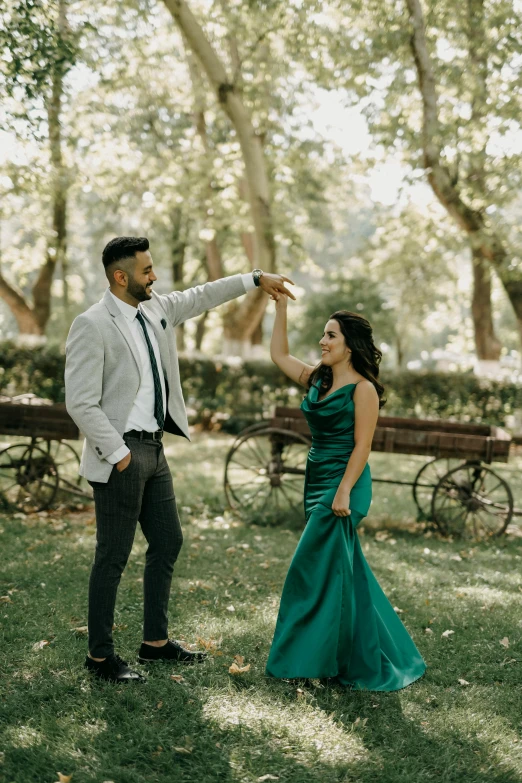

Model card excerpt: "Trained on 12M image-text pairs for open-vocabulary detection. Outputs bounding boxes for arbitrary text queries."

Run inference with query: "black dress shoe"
[84,653,146,683]
[137,639,207,664]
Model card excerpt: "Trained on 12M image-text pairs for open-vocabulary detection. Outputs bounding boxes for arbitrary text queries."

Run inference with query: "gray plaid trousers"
[87,438,183,658]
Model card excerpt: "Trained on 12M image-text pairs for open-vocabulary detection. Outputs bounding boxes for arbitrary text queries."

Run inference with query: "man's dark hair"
[102,236,149,269]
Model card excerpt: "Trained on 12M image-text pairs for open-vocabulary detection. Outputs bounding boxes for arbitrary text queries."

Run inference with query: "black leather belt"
[124,429,163,442]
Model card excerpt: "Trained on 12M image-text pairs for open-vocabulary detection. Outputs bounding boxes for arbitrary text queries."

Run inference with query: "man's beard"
[127,276,152,302]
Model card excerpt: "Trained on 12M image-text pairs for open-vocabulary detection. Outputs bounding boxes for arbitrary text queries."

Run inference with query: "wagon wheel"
[37,439,82,485]
[224,427,309,522]
[0,443,59,512]
[230,421,273,449]
[413,457,463,519]
[431,462,513,539]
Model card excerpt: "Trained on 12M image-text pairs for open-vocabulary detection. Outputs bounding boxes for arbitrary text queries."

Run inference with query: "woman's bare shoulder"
[354,379,378,399]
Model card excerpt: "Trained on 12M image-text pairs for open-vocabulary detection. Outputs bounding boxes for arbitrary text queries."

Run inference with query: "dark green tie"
[135,311,165,430]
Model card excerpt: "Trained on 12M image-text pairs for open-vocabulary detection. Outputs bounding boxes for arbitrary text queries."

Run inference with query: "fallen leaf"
[374,531,390,542]
[229,662,251,675]
[234,654,245,666]
[196,636,221,652]
[226,547,237,555]
[441,630,455,638]
[226,605,235,612]
[362,717,368,726]
[450,555,462,562]
[354,716,360,725]
[424,628,434,635]
[0,596,12,603]
[257,776,279,781]
[500,637,510,648]
[458,679,470,686]
[260,561,270,569]
[173,747,192,754]
[296,687,305,699]
[170,674,185,683]
[393,606,404,614]
[32,640,50,651]
[156,701,163,709]
[56,775,72,783]
[72,626,88,635]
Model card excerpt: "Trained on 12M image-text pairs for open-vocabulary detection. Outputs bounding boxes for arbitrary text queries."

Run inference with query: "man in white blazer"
[65,235,294,682]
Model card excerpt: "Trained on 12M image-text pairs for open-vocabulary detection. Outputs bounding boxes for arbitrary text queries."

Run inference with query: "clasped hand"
[259,273,295,301]
[332,485,351,517]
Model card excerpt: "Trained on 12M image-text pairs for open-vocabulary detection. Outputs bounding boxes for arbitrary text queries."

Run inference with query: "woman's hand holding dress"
[332,483,351,517]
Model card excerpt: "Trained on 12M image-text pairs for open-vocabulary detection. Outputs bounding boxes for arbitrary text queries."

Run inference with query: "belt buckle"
[153,430,163,441]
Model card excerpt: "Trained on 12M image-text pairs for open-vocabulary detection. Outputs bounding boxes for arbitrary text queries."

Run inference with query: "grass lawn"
[1,433,522,783]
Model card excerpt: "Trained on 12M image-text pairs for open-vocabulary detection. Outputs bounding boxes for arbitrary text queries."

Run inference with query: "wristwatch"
[252,269,264,287]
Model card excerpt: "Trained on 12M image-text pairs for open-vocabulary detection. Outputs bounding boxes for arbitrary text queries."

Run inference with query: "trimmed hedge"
[0,341,520,433]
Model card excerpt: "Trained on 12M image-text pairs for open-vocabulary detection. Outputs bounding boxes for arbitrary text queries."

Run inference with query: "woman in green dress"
[265,295,426,691]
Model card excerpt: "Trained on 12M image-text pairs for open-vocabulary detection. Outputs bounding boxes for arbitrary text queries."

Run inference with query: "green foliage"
[0,342,66,402]
[1,342,520,432]
[290,274,395,354]
[0,0,80,104]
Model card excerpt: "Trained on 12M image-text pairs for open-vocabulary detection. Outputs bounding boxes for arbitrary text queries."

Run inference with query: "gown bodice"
[301,382,357,458]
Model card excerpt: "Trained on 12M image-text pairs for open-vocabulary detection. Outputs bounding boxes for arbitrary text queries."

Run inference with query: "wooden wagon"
[0,395,90,512]
[224,407,514,540]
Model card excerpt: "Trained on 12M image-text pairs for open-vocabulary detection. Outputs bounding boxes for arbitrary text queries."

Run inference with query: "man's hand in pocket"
[116,452,132,473]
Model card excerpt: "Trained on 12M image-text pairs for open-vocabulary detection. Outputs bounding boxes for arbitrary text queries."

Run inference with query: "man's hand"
[116,452,132,473]
[258,273,296,300]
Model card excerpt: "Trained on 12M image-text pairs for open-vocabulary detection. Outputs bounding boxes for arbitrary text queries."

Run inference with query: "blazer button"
[96,447,102,454]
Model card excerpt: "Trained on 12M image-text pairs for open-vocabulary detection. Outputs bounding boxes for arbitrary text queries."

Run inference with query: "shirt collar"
[109,290,142,323]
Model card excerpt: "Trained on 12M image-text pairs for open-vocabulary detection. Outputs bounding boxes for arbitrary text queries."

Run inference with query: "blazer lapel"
[102,289,142,380]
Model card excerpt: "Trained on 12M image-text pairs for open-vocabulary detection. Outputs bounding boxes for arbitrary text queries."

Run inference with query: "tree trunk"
[171,206,187,351]
[406,0,522,348]
[467,0,500,361]
[195,310,210,350]
[33,0,68,332]
[163,0,276,347]
[395,330,405,369]
[471,252,501,361]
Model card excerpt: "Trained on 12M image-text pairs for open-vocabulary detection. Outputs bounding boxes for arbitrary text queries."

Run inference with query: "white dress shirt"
[106,273,256,464]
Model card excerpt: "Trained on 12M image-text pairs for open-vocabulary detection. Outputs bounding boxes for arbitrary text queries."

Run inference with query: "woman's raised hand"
[274,292,288,308]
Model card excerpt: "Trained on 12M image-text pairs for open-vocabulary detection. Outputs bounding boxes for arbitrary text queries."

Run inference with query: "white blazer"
[65,274,248,482]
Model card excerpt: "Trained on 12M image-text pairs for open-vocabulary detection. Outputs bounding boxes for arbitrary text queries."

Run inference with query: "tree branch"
[162,0,276,273]
[0,272,41,335]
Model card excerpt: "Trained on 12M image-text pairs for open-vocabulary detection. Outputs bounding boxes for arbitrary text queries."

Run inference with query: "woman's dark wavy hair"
[307,310,386,408]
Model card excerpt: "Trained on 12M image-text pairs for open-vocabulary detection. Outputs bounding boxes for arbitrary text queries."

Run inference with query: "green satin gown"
[265,382,427,691]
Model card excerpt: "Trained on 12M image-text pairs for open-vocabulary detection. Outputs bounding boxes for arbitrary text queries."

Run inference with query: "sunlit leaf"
[229,662,251,675]
[32,640,50,650]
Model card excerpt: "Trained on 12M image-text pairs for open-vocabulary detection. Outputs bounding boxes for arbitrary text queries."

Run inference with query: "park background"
[1,1,522,782]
